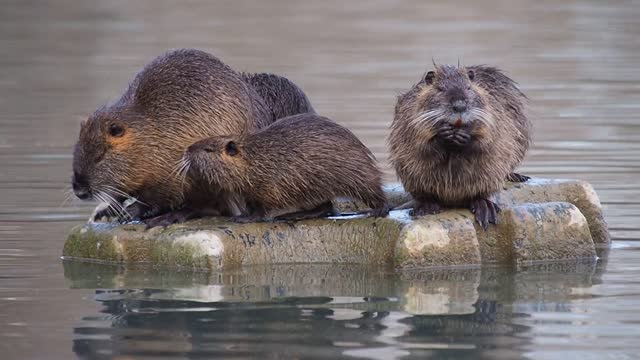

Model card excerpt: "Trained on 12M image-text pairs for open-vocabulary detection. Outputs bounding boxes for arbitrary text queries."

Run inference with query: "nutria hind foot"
[411,198,442,217]
[470,198,501,230]
[507,172,530,183]
[144,208,202,229]
[274,202,338,221]
[368,204,390,218]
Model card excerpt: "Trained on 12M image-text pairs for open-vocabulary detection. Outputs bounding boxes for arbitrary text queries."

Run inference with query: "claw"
[507,173,530,183]
[470,198,500,230]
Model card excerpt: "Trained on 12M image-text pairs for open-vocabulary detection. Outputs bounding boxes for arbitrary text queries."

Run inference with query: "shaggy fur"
[240,72,315,121]
[388,64,531,225]
[185,113,388,218]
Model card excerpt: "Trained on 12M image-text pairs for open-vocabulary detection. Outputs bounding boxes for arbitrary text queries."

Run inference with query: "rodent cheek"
[470,125,491,141]
[106,132,135,153]
[414,125,437,143]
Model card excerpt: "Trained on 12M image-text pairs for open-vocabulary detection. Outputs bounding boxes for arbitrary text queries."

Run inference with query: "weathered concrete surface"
[493,178,609,244]
[372,179,609,244]
[63,178,606,270]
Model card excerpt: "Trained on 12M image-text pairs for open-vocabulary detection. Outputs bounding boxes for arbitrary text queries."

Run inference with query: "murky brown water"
[1,0,639,359]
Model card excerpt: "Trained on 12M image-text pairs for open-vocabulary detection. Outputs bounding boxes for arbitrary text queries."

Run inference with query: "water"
[1,0,639,358]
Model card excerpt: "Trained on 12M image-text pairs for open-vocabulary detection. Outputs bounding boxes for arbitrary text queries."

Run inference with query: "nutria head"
[181,136,248,193]
[411,64,494,150]
[71,106,182,211]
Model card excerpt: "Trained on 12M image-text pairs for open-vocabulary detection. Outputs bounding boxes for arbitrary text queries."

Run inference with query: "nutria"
[388,64,531,228]
[241,72,315,121]
[178,113,389,222]
[72,48,273,222]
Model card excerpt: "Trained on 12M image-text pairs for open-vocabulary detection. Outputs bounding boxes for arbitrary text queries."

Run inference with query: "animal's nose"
[452,100,467,113]
[72,171,91,200]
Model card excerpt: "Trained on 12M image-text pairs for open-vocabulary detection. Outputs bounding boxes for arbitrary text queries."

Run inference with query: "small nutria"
[182,113,389,221]
[388,64,531,228]
[241,72,315,121]
[72,48,273,221]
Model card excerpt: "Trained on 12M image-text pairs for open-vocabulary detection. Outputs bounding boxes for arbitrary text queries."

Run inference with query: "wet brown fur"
[388,64,531,207]
[185,113,388,218]
[240,72,315,121]
[72,49,273,218]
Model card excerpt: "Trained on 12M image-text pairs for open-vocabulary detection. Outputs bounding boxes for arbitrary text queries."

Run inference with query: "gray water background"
[1,0,640,359]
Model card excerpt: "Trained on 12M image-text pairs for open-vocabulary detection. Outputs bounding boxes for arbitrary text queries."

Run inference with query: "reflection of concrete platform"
[63,179,609,270]
[63,259,604,317]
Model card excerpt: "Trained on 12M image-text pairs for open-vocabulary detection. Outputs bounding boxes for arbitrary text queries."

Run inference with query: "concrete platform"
[63,178,609,270]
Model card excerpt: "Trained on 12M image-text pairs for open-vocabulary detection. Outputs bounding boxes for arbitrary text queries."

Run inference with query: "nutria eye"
[225,141,238,156]
[424,71,435,85]
[467,70,475,81]
[108,124,125,137]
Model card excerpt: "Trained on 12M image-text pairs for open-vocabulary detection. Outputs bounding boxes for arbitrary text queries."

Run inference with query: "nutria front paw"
[507,172,530,183]
[437,124,471,147]
[93,207,114,222]
[411,200,442,217]
[470,198,501,230]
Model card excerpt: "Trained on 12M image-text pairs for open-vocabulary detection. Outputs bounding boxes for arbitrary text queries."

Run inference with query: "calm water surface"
[1,0,639,359]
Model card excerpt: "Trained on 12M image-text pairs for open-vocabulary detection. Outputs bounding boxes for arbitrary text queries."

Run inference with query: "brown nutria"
[71,48,273,222]
[240,72,315,121]
[178,113,389,222]
[388,64,531,228]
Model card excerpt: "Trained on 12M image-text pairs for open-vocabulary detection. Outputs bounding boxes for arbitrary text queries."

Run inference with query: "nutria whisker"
[93,192,115,220]
[470,107,494,126]
[173,157,191,195]
[97,192,127,221]
[59,185,75,208]
[101,185,148,207]
[410,109,445,127]
[97,190,131,221]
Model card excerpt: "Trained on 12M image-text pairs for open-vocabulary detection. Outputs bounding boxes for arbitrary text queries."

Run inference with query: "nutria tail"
[240,72,315,121]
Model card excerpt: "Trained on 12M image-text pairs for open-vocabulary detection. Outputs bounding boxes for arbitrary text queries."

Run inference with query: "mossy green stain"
[63,226,120,262]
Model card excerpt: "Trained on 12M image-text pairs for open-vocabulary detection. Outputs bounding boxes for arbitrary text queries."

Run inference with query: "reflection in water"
[65,260,602,359]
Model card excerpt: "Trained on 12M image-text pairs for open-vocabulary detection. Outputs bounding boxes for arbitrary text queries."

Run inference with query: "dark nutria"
[388,64,531,228]
[240,72,315,121]
[180,113,389,222]
[72,48,273,222]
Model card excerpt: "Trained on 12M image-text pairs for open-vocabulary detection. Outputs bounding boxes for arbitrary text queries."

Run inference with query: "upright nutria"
[241,72,315,121]
[388,64,531,228]
[181,113,389,221]
[72,48,273,222]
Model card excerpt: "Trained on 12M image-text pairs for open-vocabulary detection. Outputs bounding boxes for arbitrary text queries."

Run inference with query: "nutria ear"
[424,71,435,85]
[467,70,475,81]
[225,141,238,156]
